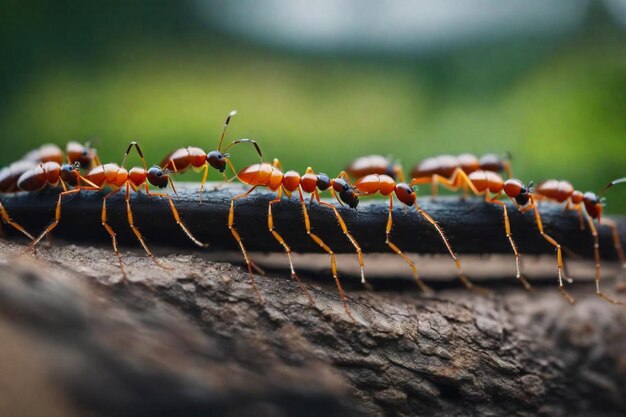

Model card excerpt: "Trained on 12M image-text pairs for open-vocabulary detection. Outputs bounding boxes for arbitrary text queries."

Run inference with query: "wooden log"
[1,183,625,260]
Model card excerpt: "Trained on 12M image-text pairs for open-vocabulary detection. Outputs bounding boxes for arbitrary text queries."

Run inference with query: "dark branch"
[1,183,625,259]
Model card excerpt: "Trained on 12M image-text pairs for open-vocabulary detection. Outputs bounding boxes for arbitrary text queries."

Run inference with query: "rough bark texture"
[1,183,624,259]
[0,237,625,417]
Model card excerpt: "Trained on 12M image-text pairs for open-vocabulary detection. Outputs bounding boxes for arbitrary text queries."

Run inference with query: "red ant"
[534,178,626,305]
[353,173,484,293]
[0,160,39,240]
[161,111,262,204]
[408,168,583,302]
[409,153,513,198]
[26,142,207,280]
[232,159,365,321]
[22,141,101,169]
[346,155,405,182]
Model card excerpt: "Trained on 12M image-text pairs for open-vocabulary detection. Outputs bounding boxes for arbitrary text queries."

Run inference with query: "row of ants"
[1,111,625,321]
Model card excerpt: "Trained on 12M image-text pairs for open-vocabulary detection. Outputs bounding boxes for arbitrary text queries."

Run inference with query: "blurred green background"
[1,1,625,210]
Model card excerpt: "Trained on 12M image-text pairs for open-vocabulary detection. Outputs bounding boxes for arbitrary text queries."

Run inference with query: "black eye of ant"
[217,154,223,159]
[157,171,162,177]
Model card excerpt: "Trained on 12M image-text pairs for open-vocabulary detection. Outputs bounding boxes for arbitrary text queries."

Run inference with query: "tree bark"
[0,237,625,417]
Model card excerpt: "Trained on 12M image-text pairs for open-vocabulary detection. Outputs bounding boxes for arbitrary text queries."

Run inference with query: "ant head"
[583,192,602,220]
[316,173,331,191]
[331,177,350,193]
[395,183,416,206]
[503,178,531,206]
[147,166,170,188]
[60,162,80,185]
[207,150,228,172]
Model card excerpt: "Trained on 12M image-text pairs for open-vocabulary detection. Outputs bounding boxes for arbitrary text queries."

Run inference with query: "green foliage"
[1,31,625,212]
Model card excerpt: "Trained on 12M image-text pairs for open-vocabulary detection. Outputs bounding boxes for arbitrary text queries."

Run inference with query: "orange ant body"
[535,178,626,305]
[161,111,262,203]
[409,153,512,197]
[232,160,364,320]
[353,173,482,293]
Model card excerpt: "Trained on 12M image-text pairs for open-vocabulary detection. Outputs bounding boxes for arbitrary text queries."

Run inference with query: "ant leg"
[414,202,489,294]
[125,182,171,270]
[525,197,575,304]
[101,188,128,280]
[29,186,99,249]
[145,186,208,248]
[585,215,625,304]
[198,162,209,205]
[298,187,354,322]
[0,201,35,240]
[317,190,366,287]
[489,197,532,290]
[600,217,626,269]
[229,186,264,304]
[386,195,430,292]
[268,187,314,305]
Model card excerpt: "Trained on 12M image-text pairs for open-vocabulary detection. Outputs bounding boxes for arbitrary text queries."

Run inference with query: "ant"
[534,178,626,305]
[161,110,262,204]
[346,155,405,182]
[15,160,99,247]
[232,159,365,321]
[353,173,484,293]
[409,153,513,198]
[27,142,207,280]
[22,141,101,169]
[408,168,582,302]
[0,160,39,240]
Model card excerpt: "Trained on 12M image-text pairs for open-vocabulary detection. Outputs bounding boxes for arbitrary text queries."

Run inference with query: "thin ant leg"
[268,186,314,305]
[315,187,366,286]
[584,214,626,305]
[0,201,35,240]
[488,195,532,290]
[124,182,171,270]
[521,196,574,304]
[144,183,208,248]
[29,185,100,249]
[198,162,209,205]
[385,194,430,292]
[298,186,354,322]
[229,185,264,304]
[414,202,489,294]
[101,187,128,280]
[564,201,585,231]
[600,217,626,269]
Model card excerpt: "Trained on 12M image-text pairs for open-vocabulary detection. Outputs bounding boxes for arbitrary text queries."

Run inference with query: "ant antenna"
[121,141,148,170]
[599,177,626,197]
[217,110,237,152]
[223,138,264,161]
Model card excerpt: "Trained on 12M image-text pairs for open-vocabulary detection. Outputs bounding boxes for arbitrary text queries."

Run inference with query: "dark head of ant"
[206,110,263,173]
[396,183,416,206]
[331,177,359,209]
[59,162,81,186]
[582,192,603,220]
[503,178,531,206]
[147,165,171,188]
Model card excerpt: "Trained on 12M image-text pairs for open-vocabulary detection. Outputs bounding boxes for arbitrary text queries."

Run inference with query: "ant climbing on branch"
[161,110,263,204]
